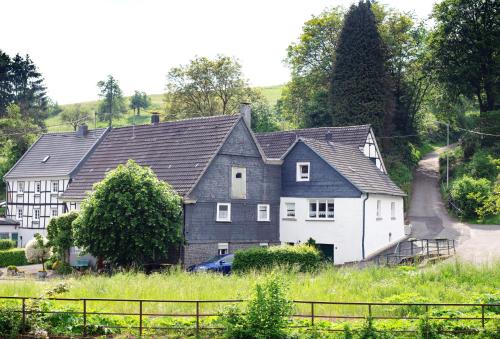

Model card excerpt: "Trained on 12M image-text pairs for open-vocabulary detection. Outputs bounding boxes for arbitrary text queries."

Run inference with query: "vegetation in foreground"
[0,261,498,337]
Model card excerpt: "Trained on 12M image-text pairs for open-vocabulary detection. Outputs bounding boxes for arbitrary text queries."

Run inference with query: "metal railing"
[375,238,456,266]
[1,296,497,337]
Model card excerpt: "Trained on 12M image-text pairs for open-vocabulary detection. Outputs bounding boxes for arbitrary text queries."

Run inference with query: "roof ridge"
[255,124,371,136]
[110,114,240,131]
[43,128,107,136]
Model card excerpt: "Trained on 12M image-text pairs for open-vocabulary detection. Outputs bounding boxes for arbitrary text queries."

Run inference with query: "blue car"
[188,253,234,274]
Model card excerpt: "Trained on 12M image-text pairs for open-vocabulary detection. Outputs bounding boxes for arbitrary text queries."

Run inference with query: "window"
[376,200,382,219]
[308,200,334,219]
[259,243,269,247]
[391,202,396,219]
[231,167,246,199]
[296,162,310,181]
[33,208,40,220]
[218,243,228,255]
[41,155,50,163]
[216,203,231,222]
[35,181,41,194]
[17,208,23,219]
[51,181,59,193]
[17,181,25,193]
[257,204,270,221]
[0,233,9,240]
[51,208,58,217]
[285,202,296,218]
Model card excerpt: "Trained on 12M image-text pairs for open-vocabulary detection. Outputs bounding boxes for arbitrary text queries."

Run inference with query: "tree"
[330,1,391,137]
[47,212,79,264]
[164,55,255,119]
[251,100,280,133]
[60,104,90,131]
[0,50,12,117]
[430,0,499,114]
[97,75,126,126]
[73,160,183,267]
[129,91,151,115]
[25,234,52,271]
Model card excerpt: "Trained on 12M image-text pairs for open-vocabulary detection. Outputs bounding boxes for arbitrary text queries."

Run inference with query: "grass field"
[46,85,284,133]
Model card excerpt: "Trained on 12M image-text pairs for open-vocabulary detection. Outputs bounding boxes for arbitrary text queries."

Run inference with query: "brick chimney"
[77,124,88,137]
[151,112,160,125]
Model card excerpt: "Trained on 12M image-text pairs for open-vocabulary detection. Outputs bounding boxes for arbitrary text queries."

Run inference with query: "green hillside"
[46,85,284,132]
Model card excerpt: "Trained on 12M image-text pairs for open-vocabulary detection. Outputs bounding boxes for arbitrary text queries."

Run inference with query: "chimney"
[77,124,89,137]
[325,130,333,142]
[151,112,160,125]
[239,102,251,128]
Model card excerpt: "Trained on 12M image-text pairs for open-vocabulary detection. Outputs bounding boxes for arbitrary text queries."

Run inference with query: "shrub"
[47,212,78,263]
[449,175,492,218]
[0,249,28,267]
[0,306,23,339]
[232,244,321,272]
[466,151,499,181]
[25,234,52,271]
[221,275,293,338]
[0,240,15,250]
[476,183,500,221]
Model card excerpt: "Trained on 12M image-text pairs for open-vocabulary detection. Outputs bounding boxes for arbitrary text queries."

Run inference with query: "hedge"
[0,249,28,267]
[232,244,321,272]
[0,240,15,251]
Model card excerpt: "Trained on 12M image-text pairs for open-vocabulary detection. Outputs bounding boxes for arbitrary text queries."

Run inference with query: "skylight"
[41,155,50,163]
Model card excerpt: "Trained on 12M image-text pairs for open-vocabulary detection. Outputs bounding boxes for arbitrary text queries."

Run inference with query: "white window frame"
[285,202,296,218]
[218,242,229,255]
[296,162,310,182]
[51,208,58,217]
[391,202,396,220]
[308,199,335,220]
[33,208,40,221]
[257,204,270,222]
[51,181,59,193]
[377,200,382,219]
[17,208,23,219]
[17,181,25,193]
[35,181,41,194]
[259,242,269,247]
[216,203,231,222]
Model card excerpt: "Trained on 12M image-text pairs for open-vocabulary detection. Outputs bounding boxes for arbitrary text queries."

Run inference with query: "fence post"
[426,240,429,256]
[311,302,315,326]
[425,305,429,339]
[196,301,200,336]
[436,241,440,256]
[139,300,143,337]
[83,299,87,337]
[21,298,26,333]
[453,240,456,254]
[481,305,485,328]
[368,304,372,318]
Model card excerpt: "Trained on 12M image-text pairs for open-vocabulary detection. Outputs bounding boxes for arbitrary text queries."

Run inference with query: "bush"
[466,151,499,181]
[25,234,52,271]
[0,240,15,250]
[0,306,23,339]
[0,249,28,267]
[476,183,500,222]
[232,244,321,272]
[449,175,492,218]
[47,212,78,263]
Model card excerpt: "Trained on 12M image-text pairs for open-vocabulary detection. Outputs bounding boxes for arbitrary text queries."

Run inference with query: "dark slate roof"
[255,125,371,159]
[4,128,108,179]
[300,138,405,196]
[63,115,241,200]
[0,217,19,226]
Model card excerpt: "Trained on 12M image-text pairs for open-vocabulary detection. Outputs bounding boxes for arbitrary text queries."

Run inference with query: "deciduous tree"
[129,90,151,115]
[60,104,90,131]
[97,75,126,126]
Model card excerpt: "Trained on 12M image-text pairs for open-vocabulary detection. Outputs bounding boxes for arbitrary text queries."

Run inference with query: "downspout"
[362,193,369,260]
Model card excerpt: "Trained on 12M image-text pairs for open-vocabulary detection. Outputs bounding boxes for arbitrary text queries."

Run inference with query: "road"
[408,147,500,264]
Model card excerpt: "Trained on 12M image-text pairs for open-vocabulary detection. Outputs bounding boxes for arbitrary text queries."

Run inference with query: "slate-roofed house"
[62,109,281,266]
[2,126,108,247]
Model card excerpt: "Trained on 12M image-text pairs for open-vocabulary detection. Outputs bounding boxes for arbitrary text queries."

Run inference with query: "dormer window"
[296,162,310,181]
[41,155,50,163]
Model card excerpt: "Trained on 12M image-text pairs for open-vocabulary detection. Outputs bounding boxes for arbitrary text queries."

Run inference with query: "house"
[0,217,20,245]
[3,105,406,266]
[61,109,281,266]
[2,126,108,247]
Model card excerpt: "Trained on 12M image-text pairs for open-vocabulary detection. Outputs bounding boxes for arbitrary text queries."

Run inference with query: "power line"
[455,126,500,137]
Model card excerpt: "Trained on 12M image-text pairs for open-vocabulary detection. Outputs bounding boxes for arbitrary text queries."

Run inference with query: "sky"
[2,0,437,104]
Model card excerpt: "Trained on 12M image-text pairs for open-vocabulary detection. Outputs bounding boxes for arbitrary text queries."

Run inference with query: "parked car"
[187,253,234,274]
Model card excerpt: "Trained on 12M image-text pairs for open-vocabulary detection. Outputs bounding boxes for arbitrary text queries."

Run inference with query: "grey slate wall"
[184,120,281,265]
[282,141,361,198]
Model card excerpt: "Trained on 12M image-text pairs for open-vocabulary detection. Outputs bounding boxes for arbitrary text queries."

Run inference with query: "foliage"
[221,275,293,339]
[429,0,499,113]
[0,305,23,339]
[250,100,280,133]
[449,176,492,218]
[0,239,15,250]
[476,183,500,222]
[164,55,259,119]
[25,234,52,271]
[129,90,151,115]
[47,212,79,263]
[73,160,183,267]
[465,151,499,182]
[0,249,28,267]
[60,104,90,131]
[232,244,321,272]
[330,1,389,137]
[97,75,126,126]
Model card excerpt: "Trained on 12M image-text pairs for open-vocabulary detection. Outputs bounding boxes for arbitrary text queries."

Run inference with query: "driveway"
[408,147,500,264]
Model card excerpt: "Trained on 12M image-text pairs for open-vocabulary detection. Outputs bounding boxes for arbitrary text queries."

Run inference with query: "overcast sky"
[2,0,437,104]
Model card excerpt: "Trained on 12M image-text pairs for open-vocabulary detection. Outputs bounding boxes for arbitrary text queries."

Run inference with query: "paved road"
[408,148,500,264]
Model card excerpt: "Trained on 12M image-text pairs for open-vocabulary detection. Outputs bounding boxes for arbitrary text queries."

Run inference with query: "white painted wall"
[280,197,364,264]
[363,194,405,257]
[0,225,20,246]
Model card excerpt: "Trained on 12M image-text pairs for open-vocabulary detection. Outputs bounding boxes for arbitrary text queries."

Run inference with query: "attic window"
[348,166,357,172]
[41,155,50,163]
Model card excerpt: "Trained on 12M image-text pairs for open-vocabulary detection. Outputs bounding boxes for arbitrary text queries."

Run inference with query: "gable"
[282,142,361,198]
[219,120,261,157]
